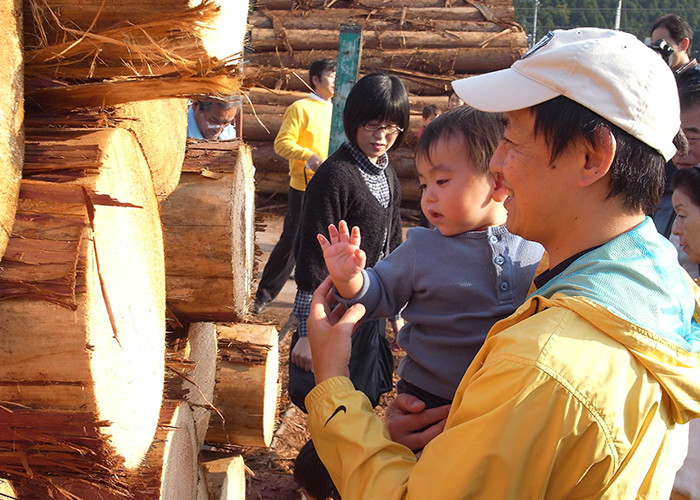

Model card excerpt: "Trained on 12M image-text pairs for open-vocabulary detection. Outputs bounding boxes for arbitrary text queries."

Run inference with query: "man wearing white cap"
[301,28,700,499]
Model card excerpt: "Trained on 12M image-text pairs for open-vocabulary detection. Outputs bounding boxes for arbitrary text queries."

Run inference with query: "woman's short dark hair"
[672,166,700,208]
[415,106,503,175]
[533,96,665,216]
[343,72,410,150]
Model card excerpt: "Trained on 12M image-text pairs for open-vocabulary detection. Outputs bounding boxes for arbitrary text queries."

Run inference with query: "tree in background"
[514,0,700,60]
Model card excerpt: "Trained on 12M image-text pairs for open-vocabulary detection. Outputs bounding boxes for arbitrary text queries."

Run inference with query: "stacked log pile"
[0,0,276,497]
[243,0,528,202]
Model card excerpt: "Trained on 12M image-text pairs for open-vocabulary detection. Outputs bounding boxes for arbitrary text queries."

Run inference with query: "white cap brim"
[452,68,561,113]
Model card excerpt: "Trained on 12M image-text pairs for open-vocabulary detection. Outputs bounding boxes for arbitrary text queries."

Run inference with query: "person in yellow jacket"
[303,28,700,499]
[253,58,336,314]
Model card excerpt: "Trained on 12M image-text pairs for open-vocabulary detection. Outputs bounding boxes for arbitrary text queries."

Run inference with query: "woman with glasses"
[288,72,410,412]
[670,166,700,500]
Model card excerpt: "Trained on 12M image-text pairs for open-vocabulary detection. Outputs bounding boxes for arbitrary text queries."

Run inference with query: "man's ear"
[191,101,200,112]
[310,75,320,92]
[680,36,691,53]
[578,126,616,187]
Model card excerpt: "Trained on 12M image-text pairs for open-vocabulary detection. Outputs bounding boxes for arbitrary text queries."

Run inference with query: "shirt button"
[499,281,509,291]
[495,255,505,265]
[489,235,499,244]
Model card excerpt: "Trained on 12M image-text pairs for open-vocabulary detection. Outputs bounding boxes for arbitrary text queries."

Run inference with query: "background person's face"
[448,93,465,110]
[674,106,700,170]
[193,103,238,139]
[650,27,687,69]
[672,188,700,263]
[312,70,336,101]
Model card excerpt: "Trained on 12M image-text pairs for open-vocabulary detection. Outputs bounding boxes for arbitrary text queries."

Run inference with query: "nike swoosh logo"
[324,405,347,426]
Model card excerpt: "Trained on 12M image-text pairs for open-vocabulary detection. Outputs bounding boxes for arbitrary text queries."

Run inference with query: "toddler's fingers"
[327,223,339,243]
[317,233,331,251]
[338,220,351,242]
[350,225,362,247]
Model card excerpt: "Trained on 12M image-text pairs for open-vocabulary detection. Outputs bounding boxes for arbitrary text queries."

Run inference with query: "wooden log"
[54,400,199,499]
[200,456,246,500]
[251,26,524,51]
[182,322,218,448]
[114,99,188,201]
[247,46,525,74]
[0,0,23,260]
[206,324,279,448]
[0,127,166,470]
[132,400,199,500]
[24,0,247,63]
[0,478,16,498]
[256,0,516,17]
[161,141,256,322]
[250,7,517,28]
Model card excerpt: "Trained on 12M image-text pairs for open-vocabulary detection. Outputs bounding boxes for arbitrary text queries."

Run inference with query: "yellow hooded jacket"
[306,218,700,499]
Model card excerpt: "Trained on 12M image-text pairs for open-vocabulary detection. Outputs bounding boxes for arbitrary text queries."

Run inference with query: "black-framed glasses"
[363,122,404,135]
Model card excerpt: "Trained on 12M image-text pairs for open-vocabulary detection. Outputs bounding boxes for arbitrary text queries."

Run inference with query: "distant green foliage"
[513,0,700,59]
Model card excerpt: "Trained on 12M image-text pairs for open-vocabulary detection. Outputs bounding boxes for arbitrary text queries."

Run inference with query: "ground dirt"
[230,201,414,500]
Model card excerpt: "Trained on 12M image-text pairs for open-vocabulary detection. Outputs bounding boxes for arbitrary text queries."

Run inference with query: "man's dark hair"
[309,58,336,91]
[422,104,442,120]
[197,96,241,112]
[343,72,410,150]
[293,440,340,500]
[416,106,503,175]
[680,85,700,112]
[672,166,700,208]
[533,96,665,215]
[650,14,694,51]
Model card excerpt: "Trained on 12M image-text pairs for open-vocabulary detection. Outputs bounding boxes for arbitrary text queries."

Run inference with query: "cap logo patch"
[522,31,554,59]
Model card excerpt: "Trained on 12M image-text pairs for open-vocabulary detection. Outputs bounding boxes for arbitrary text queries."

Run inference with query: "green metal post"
[329,24,363,155]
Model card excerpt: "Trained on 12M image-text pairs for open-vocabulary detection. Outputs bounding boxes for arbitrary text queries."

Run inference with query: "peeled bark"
[206,324,279,448]
[0,128,166,470]
[161,141,256,322]
[0,0,23,260]
[24,0,247,67]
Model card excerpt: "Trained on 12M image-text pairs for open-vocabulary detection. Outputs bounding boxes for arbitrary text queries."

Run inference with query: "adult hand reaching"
[385,393,450,457]
[308,276,366,384]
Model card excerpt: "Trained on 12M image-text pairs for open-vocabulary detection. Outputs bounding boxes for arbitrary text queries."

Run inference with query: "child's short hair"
[343,72,410,151]
[293,440,340,500]
[422,104,442,120]
[415,106,503,175]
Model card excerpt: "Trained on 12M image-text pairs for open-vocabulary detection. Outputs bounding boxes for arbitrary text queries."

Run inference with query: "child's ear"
[491,174,508,202]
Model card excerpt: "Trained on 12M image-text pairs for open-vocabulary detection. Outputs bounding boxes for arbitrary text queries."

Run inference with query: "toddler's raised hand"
[317,220,366,298]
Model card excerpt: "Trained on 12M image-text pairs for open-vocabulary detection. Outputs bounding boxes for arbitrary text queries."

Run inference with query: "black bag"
[288,318,394,413]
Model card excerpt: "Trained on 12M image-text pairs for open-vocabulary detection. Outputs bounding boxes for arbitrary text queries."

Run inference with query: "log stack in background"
[0,0,269,497]
[243,0,528,202]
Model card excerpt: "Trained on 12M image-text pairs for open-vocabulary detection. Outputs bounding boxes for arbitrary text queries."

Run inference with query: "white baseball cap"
[452,28,680,161]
